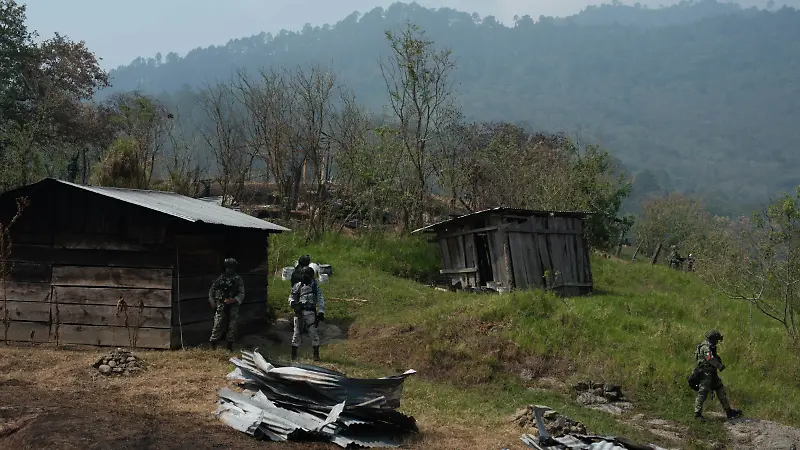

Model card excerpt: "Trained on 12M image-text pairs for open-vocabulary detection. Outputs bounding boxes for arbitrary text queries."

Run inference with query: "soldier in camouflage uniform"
[289,266,325,361]
[291,254,311,286]
[668,245,684,269]
[208,258,246,351]
[694,330,742,420]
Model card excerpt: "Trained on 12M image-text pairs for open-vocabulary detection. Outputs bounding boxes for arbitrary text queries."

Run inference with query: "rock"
[543,410,558,420]
[591,382,604,390]
[573,381,589,391]
[511,407,530,423]
[577,392,609,405]
[112,367,122,373]
[604,383,622,393]
[127,357,136,363]
[99,365,112,375]
[123,369,130,376]
[592,387,604,396]
[108,360,117,368]
[604,391,621,401]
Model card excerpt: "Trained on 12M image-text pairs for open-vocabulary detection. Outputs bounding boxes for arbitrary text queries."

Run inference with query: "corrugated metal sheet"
[51,179,289,232]
[411,206,593,234]
[217,349,418,448]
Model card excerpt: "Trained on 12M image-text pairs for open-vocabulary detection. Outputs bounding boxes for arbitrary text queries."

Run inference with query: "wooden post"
[632,244,641,261]
[499,224,514,289]
[651,242,663,265]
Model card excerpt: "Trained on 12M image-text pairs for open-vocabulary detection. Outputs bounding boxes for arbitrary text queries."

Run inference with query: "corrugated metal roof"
[411,206,593,234]
[49,179,290,232]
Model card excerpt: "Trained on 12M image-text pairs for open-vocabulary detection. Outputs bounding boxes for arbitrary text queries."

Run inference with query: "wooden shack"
[0,178,289,349]
[413,207,593,297]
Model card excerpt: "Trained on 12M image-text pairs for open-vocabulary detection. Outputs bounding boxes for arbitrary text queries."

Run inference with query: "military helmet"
[300,265,315,281]
[706,330,723,342]
[298,254,311,267]
[223,258,238,268]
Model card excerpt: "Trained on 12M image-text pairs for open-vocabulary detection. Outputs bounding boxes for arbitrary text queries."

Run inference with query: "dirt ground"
[0,343,530,450]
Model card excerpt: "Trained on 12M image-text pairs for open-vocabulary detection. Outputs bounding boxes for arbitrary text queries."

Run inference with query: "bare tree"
[380,22,460,232]
[197,81,254,207]
[164,105,207,197]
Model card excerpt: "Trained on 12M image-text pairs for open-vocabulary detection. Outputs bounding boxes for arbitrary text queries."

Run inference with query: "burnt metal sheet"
[50,178,289,231]
[521,432,671,450]
[217,349,418,448]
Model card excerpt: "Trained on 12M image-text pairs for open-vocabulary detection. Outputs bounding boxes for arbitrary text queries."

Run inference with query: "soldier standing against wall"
[208,258,246,351]
[289,266,325,361]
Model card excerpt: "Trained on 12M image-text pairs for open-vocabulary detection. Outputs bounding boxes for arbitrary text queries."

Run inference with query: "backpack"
[688,343,705,391]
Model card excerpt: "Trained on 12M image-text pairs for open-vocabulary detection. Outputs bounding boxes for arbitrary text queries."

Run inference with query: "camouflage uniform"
[208,265,245,345]
[694,330,742,419]
[289,266,325,360]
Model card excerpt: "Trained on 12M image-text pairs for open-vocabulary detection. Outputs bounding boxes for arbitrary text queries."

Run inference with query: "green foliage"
[89,138,145,188]
[266,231,800,445]
[701,186,800,340]
[102,2,800,214]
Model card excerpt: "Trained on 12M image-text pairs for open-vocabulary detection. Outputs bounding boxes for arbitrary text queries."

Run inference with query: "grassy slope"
[266,232,800,449]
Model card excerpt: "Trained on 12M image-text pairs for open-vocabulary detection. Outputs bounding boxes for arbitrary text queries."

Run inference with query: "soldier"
[290,254,312,286]
[288,266,325,361]
[686,253,696,272]
[208,258,245,351]
[668,245,685,269]
[694,330,742,420]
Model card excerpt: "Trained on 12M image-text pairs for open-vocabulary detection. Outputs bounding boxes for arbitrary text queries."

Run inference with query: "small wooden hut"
[0,178,289,349]
[413,207,593,297]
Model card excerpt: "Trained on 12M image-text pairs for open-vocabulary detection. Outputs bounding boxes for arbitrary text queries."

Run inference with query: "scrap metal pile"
[520,406,670,450]
[215,349,418,448]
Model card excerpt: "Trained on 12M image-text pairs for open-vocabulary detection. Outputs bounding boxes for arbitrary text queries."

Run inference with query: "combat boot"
[313,346,320,361]
[726,408,743,419]
[210,340,218,350]
[694,411,705,421]
[291,346,298,361]
[226,341,233,352]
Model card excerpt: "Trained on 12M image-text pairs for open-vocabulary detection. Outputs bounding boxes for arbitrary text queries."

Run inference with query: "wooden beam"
[0,282,51,302]
[53,286,171,308]
[56,303,170,329]
[440,267,478,274]
[52,323,170,349]
[54,233,147,251]
[52,266,172,289]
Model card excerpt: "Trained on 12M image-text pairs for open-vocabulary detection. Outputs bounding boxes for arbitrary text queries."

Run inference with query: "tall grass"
[265,231,800,446]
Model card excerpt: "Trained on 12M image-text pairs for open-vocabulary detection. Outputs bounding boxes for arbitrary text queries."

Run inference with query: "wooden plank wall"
[1,187,176,349]
[170,232,269,348]
[505,214,592,296]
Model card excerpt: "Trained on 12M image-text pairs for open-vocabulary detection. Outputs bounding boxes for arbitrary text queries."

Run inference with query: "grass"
[266,230,800,449]
[2,231,797,449]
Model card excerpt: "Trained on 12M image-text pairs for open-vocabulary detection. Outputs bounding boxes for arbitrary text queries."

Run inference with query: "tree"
[379,22,460,232]
[89,138,145,188]
[1,1,109,191]
[631,193,709,261]
[197,81,254,207]
[105,92,171,189]
[700,189,800,341]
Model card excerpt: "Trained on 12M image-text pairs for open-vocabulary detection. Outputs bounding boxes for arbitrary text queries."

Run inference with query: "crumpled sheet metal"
[521,433,670,450]
[216,349,418,448]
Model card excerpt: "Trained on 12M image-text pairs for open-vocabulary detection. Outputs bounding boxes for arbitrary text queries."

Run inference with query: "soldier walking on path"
[289,266,325,361]
[208,258,246,351]
[693,330,743,420]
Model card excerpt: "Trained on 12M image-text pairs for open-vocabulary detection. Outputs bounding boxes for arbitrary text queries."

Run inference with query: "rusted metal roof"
[17,178,290,232]
[411,206,593,234]
[217,349,417,448]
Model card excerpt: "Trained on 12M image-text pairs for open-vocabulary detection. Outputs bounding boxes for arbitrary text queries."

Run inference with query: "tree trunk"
[651,242,663,265]
[632,244,641,261]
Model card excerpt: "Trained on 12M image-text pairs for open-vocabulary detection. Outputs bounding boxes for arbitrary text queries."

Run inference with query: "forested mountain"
[98,0,800,216]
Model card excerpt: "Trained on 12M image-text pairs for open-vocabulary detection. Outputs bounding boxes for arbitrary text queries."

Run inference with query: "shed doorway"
[475,232,494,285]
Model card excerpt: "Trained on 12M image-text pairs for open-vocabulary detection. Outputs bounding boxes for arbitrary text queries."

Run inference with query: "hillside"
[1,232,799,448]
[97,1,800,216]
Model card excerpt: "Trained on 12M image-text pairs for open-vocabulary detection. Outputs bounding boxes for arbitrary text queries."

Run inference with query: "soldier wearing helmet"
[694,330,742,420]
[208,257,246,351]
[288,265,326,361]
[291,254,312,286]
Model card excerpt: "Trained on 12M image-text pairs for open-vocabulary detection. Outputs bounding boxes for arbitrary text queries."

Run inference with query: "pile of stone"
[91,348,144,377]
[512,405,588,436]
[572,381,633,414]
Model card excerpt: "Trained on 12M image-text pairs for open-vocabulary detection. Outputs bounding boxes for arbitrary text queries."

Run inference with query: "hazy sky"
[20,0,790,70]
